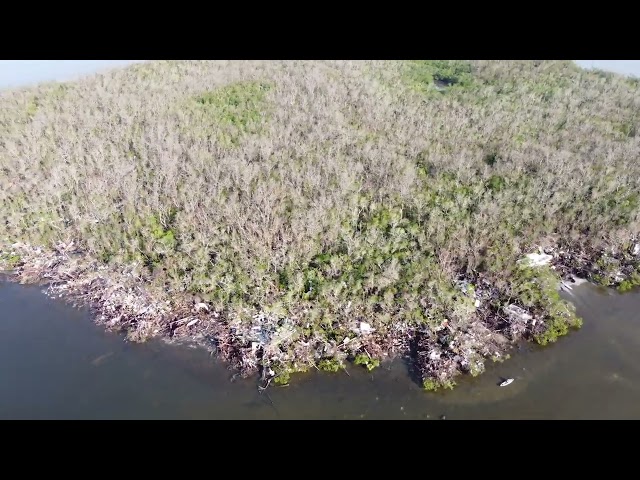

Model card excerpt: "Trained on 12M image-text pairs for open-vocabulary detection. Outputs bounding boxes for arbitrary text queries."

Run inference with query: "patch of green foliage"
[90,209,180,272]
[403,60,475,94]
[593,190,639,227]
[354,353,380,371]
[26,97,39,118]
[0,252,22,268]
[618,280,635,292]
[273,370,291,385]
[423,378,456,391]
[617,272,640,292]
[272,362,312,385]
[11,209,65,246]
[193,81,272,146]
[318,358,343,372]
[510,265,582,346]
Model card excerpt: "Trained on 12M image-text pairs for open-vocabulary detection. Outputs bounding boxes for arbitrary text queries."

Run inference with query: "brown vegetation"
[1,60,639,389]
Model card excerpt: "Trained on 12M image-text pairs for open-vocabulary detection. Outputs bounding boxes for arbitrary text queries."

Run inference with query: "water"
[1,277,639,419]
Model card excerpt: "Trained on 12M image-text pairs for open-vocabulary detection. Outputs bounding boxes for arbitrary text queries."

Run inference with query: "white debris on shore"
[504,304,533,324]
[519,251,553,268]
[358,322,374,335]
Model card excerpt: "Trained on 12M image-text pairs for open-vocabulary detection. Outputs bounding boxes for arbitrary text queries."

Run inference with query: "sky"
[573,60,640,76]
[0,60,639,90]
[0,60,145,90]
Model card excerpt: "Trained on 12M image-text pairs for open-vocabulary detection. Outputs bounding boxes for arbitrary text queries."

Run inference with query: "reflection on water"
[0,277,639,419]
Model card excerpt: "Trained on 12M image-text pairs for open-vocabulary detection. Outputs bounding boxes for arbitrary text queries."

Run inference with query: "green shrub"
[354,353,380,371]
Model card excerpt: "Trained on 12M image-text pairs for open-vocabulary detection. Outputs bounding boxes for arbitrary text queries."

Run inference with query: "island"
[1,60,638,390]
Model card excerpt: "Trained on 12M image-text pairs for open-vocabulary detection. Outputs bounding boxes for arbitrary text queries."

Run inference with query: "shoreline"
[2,60,640,391]
[2,239,638,390]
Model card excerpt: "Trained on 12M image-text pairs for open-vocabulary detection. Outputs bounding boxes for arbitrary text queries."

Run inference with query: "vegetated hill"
[1,60,639,389]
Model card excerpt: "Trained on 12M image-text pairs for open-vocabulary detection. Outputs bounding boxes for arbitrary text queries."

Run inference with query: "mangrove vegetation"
[1,60,639,390]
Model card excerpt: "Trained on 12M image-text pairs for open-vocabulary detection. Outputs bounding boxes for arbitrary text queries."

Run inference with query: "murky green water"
[1,277,639,419]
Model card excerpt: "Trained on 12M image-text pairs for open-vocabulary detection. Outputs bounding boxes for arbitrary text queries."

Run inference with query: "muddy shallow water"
[0,277,639,419]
